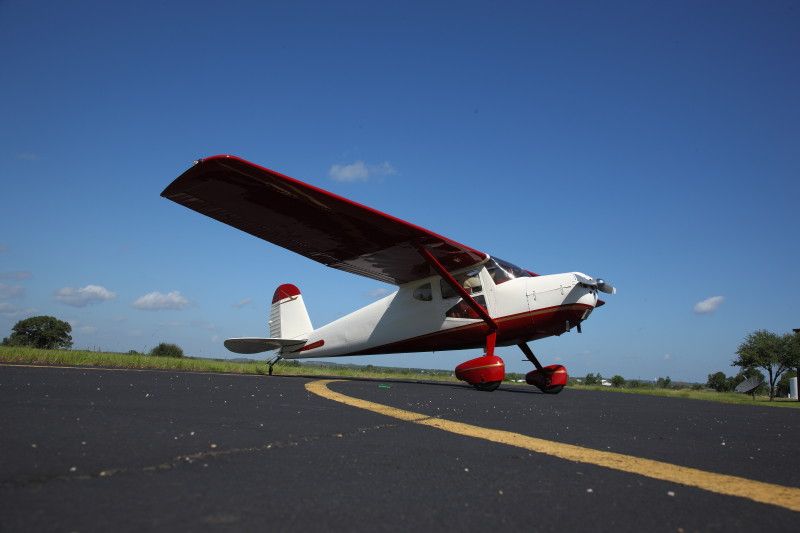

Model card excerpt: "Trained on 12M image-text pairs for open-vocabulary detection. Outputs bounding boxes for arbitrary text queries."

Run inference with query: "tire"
[473,381,501,392]
[540,385,564,394]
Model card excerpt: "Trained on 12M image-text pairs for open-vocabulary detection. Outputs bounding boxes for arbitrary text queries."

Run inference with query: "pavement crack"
[0,422,398,489]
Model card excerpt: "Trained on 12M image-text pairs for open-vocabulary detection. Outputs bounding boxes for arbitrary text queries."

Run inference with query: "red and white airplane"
[162,155,615,393]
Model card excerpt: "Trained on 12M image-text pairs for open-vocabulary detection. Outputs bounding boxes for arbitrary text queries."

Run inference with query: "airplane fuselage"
[283,268,598,359]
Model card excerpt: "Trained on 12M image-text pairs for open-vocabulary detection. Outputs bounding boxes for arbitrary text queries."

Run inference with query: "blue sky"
[1,1,798,381]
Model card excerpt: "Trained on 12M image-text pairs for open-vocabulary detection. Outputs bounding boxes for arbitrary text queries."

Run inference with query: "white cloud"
[0,271,31,281]
[365,287,392,299]
[55,285,116,307]
[17,152,40,161]
[693,296,724,314]
[664,353,672,360]
[79,325,97,334]
[0,244,7,253]
[133,290,189,310]
[0,284,25,300]
[232,297,252,309]
[329,160,397,182]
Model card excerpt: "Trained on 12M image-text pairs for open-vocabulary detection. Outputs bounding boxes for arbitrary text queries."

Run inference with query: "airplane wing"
[161,155,488,285]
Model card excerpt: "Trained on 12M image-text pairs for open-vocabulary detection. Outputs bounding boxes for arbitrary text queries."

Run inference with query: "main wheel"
[540,385,564,394]
[473,381,501,392]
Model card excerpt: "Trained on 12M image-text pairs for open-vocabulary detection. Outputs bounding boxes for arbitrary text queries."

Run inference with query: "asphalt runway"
[1,365,798,531]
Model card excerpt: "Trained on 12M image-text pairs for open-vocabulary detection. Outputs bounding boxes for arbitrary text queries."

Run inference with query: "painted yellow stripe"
[306,379,800,513]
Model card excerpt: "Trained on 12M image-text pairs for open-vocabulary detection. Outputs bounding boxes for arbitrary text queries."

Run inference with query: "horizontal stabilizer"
[224,337,307,355]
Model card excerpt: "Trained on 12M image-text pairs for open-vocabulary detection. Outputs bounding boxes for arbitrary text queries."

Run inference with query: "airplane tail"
[224,284,313,355]
[269,283,313,339]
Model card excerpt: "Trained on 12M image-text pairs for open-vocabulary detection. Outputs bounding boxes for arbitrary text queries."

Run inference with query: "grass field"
[567,382,800,408]
[0,346,457,382]
[2,345,798,408]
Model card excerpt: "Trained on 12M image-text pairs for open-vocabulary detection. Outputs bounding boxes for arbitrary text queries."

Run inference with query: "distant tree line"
[2,315,185,359]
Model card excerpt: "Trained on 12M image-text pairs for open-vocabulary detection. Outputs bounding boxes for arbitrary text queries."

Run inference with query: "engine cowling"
[526,364,568,394]
[455,355,505,391]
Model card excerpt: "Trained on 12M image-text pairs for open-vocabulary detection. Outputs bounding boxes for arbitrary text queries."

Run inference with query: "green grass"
[0,345,272,374]
[2,345,798,408]
[0,345,459,382]
[568,382,800,408]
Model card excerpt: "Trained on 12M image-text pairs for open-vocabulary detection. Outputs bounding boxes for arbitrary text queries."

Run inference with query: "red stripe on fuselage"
[348,303,592,356]
[299,339,325,352]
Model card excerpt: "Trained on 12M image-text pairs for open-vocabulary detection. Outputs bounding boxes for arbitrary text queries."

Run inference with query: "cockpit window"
[440,270,482,300]
[413,283,432,301]
[446,294,487,319]
[486,257,531,285]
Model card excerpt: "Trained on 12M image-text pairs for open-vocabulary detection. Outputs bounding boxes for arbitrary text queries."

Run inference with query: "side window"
[440,270,482,299]
[413,283,432,301]
[445,295,487,319]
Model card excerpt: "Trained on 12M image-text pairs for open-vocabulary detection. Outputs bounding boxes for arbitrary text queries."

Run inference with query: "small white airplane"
[162,155,615,393]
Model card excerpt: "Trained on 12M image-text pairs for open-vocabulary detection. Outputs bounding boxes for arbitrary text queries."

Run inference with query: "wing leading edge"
[161,155,487,284]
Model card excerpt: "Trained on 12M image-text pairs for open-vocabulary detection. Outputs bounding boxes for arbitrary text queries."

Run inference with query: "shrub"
[656,376,672,389]
[707,371,729,392]
[610,375,625,388]
[150,343,184,358]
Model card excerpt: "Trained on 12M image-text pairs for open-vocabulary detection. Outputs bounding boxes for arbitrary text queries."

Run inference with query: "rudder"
[269,284,313,340]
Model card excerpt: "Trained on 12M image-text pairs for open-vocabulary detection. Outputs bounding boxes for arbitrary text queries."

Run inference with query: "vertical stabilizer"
[269,284,313,340]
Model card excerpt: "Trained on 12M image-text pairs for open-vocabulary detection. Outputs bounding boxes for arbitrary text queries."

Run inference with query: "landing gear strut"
[267,355,282,376]
[519,342,568,394]
[418,246,505,391]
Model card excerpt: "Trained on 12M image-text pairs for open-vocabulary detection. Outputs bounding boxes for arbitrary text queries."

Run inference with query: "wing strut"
[417,246,498,356]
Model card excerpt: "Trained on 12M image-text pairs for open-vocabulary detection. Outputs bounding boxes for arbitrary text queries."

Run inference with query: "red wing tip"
[272,283,301,303]
[197,154,240,164]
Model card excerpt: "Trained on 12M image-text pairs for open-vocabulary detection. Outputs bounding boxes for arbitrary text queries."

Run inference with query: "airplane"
[162,155,615,394]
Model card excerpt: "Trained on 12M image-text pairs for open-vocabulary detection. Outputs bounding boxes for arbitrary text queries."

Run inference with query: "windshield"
[486,257,531,285]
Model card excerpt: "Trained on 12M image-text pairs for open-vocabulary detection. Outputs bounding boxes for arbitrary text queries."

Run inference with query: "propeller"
[575,273,617,295]
[595,278,616,295]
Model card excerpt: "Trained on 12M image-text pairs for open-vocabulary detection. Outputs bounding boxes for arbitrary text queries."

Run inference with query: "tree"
[4,316,72,349]
[150,343,183,358]
[656,376,671,388]
[610,375,625,388]
[732,330,788,401]
[784,332,800,402]
[706,371,729,392]
[584,373,600,385]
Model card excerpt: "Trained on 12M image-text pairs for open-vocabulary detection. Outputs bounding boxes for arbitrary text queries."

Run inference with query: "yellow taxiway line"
[306,379,800,513]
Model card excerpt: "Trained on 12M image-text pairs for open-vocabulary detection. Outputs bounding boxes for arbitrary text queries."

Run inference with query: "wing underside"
[162,155,487,284]
[224,337,306,355]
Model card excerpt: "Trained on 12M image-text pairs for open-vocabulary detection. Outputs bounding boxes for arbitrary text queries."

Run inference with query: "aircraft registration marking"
[305,379,800,513]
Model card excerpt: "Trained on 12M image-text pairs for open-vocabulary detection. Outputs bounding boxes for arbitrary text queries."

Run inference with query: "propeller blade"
[596,279,616,294]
